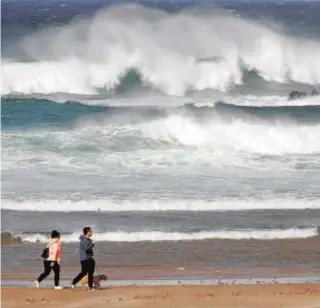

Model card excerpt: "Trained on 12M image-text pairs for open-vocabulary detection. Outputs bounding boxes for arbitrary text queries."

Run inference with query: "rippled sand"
[3,284,320,308]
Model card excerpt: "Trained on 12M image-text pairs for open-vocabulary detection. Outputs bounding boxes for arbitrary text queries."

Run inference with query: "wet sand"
[2,237,320,281]
[2,284,320,308]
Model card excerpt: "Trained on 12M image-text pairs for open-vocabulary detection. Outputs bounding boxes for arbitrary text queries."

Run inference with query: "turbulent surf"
[1,0,320,244]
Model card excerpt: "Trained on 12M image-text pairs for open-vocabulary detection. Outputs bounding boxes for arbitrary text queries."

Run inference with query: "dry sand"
[2,284,320,308]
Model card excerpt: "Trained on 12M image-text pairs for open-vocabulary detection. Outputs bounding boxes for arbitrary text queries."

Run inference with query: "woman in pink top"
[35,230,63,289]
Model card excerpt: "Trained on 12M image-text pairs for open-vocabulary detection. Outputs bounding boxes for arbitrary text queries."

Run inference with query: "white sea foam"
[2,114,320,160]
[2,198,319,212]
[136,115,320,155]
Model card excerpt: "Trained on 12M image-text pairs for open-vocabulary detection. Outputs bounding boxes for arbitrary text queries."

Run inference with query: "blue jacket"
[79,235,95,261]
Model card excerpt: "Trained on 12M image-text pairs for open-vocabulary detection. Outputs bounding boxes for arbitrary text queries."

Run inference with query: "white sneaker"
[34,281,40,289]
[54,286,63,290]
[71,284,75,290]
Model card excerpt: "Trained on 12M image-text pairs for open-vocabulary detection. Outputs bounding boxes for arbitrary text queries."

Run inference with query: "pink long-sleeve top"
[46,238,61,263]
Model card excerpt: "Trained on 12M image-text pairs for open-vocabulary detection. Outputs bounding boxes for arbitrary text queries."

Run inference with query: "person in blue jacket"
[71,227,96,290]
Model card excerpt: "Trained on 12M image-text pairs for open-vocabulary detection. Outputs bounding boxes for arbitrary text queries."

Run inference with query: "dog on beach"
[81,274,108,289]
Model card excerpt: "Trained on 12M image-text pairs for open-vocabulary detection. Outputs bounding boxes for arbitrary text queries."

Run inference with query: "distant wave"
[18,228,319,242]
[2,198,319,212]
[2,4,320,96]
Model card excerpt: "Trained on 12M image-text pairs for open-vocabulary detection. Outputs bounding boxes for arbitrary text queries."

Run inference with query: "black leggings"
[37,261,60,287]
[72,258,96,288]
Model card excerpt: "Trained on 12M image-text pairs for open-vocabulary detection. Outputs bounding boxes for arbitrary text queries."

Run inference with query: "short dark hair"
[51,230,60,238]
[83,227,91,235]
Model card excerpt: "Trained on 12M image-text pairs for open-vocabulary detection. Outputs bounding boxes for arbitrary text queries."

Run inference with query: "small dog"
[81,274,108,289]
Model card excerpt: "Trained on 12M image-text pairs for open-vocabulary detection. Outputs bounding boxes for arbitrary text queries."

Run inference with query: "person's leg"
[37,261,52,283]
[72,260,89,286]
[87,258,96,289]
[52,262,60,287]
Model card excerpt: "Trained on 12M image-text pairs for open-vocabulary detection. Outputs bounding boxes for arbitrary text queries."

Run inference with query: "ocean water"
[1,0,320,249]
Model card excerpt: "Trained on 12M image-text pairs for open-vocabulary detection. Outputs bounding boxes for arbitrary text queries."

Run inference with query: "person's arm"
[83,238,95,252]
[56,241,61,263]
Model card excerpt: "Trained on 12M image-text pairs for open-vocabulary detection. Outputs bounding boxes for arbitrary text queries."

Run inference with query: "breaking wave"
[18,228,319,242]
[2,98,320,159]
[2,4,320,96]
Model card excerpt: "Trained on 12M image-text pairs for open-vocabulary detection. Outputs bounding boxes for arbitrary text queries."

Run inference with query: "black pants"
[37,261,60,287]
[72,258,95,288]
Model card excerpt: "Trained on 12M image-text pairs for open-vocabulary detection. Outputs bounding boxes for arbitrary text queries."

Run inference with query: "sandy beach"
[2,284,320,308]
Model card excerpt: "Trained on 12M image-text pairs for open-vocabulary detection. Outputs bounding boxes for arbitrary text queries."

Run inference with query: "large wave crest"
[2,4,320,96]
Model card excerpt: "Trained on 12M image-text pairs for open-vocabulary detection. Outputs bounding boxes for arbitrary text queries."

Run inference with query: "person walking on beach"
[35,230,63,289]
[71,227,96,290]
